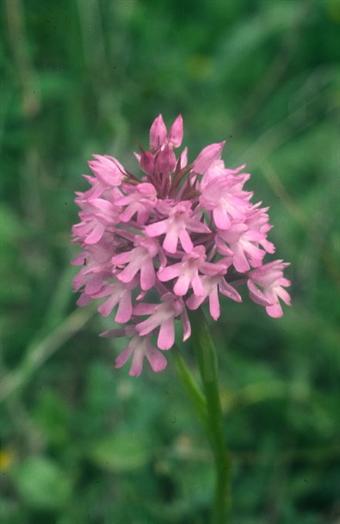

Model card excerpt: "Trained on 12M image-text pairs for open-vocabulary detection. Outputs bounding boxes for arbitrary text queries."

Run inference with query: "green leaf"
[89,430,151,472]
[13,456,72,510]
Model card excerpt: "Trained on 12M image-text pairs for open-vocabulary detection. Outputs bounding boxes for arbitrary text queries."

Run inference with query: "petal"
[117,259,140,283]
[192,141,225,174]
[179,229,193,253]
[140,259,155,291]
[71,254,86,266]
[169,114,183,148]
[276,287,291,305]
[209,286,220,320]
[149,114,167,150]
[155,144,176,174]
[115,345,134,369]
[120,205,136,223]
[187,219,211,234]
[84,276,103,295]
[174,274,191,296]
[112,251,131,265]
[134,303,157,315]
[158,263,181,282]
[181,308,191,341]
[192,274,205,296]
[145,220,167,237]
[163,229,179,253]
[233,248,250,273]
[146,345,167,372]
[89,155,124,186]
[266,303,283,318]
[137,208,149,225]
[219,279,242,302]
[180,147,188,169]
[89,198,114,215]
[98,294,119,317]
[213,207,231,230]
[139,151,155,174]
[247,280,271,306]
[279,277,291,288]
[261,238,275,254]
[129,348,145,376]
[186,294,202,310]
[157,318,175,350]
[137,316,159,336]
[115,291,133,323]
[85,222,105,244]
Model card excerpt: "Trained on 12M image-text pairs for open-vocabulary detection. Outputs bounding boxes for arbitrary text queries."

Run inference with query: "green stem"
[172,346,208,429]
[189,309,231,524]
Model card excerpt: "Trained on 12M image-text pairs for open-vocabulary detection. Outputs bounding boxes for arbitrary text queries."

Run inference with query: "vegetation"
[1,1,340,522]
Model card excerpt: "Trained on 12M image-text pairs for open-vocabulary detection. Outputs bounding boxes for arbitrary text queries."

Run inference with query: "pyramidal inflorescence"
[72,115,291,376]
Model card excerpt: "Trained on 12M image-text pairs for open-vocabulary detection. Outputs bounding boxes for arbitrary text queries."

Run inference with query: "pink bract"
[72,114,291,375]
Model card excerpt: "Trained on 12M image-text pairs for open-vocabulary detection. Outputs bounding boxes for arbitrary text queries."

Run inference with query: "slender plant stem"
[172,346,208,429]
[189,309,231,524]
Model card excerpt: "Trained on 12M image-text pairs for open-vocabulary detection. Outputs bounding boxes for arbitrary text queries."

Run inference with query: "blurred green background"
[1,0,340,522]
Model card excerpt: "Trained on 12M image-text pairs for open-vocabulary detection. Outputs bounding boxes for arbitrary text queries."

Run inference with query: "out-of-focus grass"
[0,1,340,523]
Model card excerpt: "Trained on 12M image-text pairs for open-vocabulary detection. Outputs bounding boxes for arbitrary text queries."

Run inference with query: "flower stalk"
[172,346,208,428]
[191,309,231,523]
[174,309,231,524]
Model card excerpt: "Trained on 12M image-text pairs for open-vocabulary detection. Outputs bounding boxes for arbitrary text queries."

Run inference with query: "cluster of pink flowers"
[72,115,291,376]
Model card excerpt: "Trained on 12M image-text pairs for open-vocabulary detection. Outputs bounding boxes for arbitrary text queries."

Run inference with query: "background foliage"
[1,0,340,522]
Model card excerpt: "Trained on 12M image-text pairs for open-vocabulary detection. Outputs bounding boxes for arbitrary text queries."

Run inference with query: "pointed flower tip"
[172,113,183,127]
[192,140,226,174]
[169,114,184,147]
[149,114,167,150]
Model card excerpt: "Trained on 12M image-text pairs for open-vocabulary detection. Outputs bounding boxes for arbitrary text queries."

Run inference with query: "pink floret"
[247,260,291,318]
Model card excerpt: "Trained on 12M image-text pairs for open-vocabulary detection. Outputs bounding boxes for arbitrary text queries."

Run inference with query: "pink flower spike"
[149,114,167,151]
[72,113,291,376]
